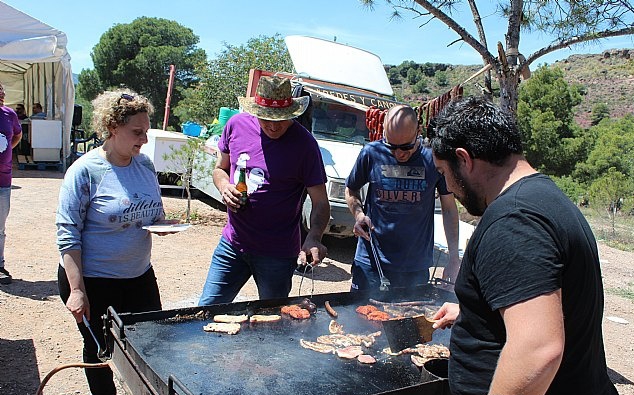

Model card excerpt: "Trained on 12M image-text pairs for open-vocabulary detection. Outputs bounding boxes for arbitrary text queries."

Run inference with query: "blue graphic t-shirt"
[56,149,164,278]
[346,140,449,272]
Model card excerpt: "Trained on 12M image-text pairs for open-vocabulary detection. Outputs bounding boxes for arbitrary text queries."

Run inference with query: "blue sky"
[4,0,633,73]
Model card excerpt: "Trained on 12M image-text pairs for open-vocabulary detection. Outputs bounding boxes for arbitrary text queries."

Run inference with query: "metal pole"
[163,64,175,130]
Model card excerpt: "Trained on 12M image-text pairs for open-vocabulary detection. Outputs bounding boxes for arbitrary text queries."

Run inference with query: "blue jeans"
[199,236,297,306]
[0,186,10,266]
[350,260,430,292]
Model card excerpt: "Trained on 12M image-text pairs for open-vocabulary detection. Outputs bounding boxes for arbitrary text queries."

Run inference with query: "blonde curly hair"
[91,89,154,140]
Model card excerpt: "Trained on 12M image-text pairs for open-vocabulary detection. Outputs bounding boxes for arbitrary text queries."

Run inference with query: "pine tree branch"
[525,27,634,66]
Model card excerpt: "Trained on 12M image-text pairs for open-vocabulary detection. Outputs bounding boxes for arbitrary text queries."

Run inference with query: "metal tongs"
[369,230,390,292]
[297,259,315,299]
[83,315,109,362]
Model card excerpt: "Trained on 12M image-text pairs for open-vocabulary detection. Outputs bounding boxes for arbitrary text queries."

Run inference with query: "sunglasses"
[117,93,135,105]
[382,136,420,151]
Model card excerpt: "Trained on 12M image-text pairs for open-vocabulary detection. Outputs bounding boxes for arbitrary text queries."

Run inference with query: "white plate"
[606,316,629,324]
[142,223,192,233]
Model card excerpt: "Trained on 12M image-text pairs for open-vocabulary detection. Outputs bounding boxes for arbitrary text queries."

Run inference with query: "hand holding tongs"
[83,315,109,362]
[369,230,390,292]
[297,257,315,299]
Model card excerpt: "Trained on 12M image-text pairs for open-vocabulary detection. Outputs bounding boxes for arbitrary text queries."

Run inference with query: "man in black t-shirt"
[429,97,617,395]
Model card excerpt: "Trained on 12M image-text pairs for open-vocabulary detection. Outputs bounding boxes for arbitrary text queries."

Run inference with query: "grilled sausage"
[325,301,338,318]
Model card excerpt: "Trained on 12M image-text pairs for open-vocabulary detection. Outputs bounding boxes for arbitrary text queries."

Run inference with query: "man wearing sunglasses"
[345,104,460,292]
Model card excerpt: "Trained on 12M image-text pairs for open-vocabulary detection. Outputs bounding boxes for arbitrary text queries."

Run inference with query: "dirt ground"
[0,169,632,395]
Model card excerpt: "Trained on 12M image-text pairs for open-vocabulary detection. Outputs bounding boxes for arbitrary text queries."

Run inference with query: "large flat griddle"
[106,286,456,395]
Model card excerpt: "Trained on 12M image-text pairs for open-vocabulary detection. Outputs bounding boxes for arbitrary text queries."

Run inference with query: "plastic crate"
[182,122,202,137]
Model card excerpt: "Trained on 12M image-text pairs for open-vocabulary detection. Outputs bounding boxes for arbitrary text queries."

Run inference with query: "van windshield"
[311,101,369,144]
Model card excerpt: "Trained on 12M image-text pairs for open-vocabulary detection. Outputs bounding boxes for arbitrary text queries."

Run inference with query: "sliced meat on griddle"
[357,354,377,364]
[300,339,335,354]
[335,345,363,359]
[316,334,356,348]
[328,319,344,334]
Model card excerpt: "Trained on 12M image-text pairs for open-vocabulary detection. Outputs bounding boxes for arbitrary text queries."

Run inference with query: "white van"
[193,36,401,238]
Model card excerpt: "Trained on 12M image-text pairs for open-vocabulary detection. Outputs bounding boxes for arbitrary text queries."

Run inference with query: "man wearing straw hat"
[199,76,330,305]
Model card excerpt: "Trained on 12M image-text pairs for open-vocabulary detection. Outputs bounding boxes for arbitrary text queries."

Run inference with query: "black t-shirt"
[449,173,617,395]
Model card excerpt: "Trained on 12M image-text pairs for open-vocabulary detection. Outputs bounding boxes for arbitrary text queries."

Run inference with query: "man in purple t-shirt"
[0,82,23,285]
[199,76,330,305]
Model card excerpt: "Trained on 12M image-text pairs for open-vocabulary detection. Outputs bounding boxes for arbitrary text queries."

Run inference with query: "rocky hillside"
[388,49,634,129]
[554,49,634,128]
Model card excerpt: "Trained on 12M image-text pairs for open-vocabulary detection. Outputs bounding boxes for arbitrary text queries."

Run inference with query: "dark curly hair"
[429,96,522,168]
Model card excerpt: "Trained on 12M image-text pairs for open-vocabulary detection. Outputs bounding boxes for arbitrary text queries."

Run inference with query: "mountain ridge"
[387,48,634,128]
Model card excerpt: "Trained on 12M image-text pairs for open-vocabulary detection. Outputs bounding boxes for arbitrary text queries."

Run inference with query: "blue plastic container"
[182,121,202,137]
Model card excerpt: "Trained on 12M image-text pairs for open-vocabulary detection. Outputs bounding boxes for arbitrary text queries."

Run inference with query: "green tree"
[435,70,449,87]
[590,102,610,126]
[517,65,584,175]
[398,60,418,77]
[412,78,429,94]
[574,115,634,183]
[588,167,634,236]
[387,67,402,84]
[406,68,420,85]
[361,0,634,113]
[90,17,206,129]
[174,35,293,125]
[421,62,437,77]
[162,137,215,222]
[75,69,103,104]
[550,175,587,205]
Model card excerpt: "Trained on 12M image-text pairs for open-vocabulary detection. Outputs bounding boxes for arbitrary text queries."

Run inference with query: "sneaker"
[0,268,12,285]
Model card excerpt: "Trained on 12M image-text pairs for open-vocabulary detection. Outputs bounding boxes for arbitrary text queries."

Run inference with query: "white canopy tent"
[0,2,75,169]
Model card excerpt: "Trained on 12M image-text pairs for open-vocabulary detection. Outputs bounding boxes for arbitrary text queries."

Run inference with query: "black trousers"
[58,265,162,395]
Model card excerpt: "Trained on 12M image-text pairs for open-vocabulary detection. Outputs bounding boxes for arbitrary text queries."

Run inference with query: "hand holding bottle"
[222,167,248,212]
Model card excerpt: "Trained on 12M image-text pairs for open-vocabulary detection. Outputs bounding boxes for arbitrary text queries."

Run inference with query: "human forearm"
[212,167,230,192]
[11,133,22,149]
[63,250,84,291]
[299,185,330,265]
[440,195,460,258]
[345,187,364,221]
[307,201,329,241]
[62,250,89,323]
[306,186,329,240]
[345,187,372,240]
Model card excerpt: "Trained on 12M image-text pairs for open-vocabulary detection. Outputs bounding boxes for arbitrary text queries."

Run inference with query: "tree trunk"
[498,73,519,114]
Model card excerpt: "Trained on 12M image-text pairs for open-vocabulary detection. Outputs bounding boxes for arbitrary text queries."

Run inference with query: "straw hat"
[238,76,309,121]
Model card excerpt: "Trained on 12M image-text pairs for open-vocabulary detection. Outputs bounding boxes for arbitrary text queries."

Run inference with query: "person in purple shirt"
[0,81,23,285]
[199,76,330,305]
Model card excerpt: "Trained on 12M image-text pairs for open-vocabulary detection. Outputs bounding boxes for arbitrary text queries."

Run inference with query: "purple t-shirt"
[218,113,326,257]
[0,106,22,187]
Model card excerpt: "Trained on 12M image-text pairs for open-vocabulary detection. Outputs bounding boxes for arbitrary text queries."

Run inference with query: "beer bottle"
[236,167,248,207]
